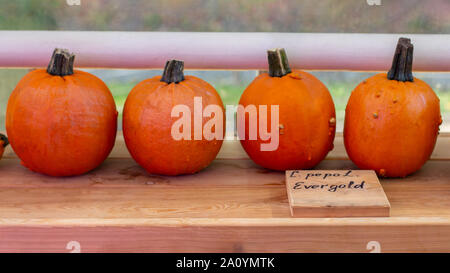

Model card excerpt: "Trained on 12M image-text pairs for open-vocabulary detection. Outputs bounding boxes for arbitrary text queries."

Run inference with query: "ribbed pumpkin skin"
[123,75,224,176]
[239,70,336,171]
[6,69,118,177]
[344,73,441,177]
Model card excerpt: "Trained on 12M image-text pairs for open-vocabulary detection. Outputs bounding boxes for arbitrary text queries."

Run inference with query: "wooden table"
[0,133,448,253]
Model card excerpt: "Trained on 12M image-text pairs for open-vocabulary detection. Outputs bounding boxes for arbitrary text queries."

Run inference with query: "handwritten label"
[285,170,390,217]
[289,170,366,192]
[290,170,354,179]
[293,181,365,192]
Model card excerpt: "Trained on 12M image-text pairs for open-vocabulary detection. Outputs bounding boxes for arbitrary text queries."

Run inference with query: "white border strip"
[0,31,449,71]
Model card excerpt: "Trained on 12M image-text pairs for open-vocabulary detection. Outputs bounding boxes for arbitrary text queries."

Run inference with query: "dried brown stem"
[47,48,75,76]
[268,48,291,77]
[387,37,414,82]
[161,60,185,84]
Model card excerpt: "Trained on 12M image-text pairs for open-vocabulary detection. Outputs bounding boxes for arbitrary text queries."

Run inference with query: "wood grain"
[1,221,449,253]
[0,136,448,252]
[0,158,448,219]
[2,132,450,160]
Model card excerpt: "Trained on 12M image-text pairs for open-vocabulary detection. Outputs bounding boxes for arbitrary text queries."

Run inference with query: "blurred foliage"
[0,0,449,33]
[105,79,450,115]
[0,0,60,30]
[1,70,449,132]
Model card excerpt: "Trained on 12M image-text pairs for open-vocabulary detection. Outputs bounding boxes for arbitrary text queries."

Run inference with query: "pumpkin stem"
[0,133,8,148]
[47,48,75,76]
[268,48,291,77]
[387,37,414,82]
[161,60,185,84]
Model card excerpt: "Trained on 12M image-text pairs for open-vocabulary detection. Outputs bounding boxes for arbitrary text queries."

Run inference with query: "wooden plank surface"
[0,158,448,218]
[2,132,450,160]
[0,220,449,253]
[0,136,449,252]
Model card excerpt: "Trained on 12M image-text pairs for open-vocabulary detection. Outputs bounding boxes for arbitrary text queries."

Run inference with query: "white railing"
[0,31,449,71]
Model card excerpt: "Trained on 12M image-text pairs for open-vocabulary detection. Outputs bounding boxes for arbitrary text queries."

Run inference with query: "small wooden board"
[286,170,390,218]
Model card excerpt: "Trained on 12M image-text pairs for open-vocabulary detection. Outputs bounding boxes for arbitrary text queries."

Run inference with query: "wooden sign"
[286,170,390,218]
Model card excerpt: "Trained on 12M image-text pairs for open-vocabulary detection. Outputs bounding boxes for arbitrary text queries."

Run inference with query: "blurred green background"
[0,0,449,131]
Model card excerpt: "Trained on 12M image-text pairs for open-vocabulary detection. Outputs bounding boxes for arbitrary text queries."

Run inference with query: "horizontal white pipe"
[0,31,449,71]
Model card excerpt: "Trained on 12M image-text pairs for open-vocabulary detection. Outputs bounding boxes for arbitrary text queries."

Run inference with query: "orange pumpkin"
[0,134,8,160]
[123,60,225,175]
[239,48,336,171]
[6,48,117,176]
[344,38,442,177]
